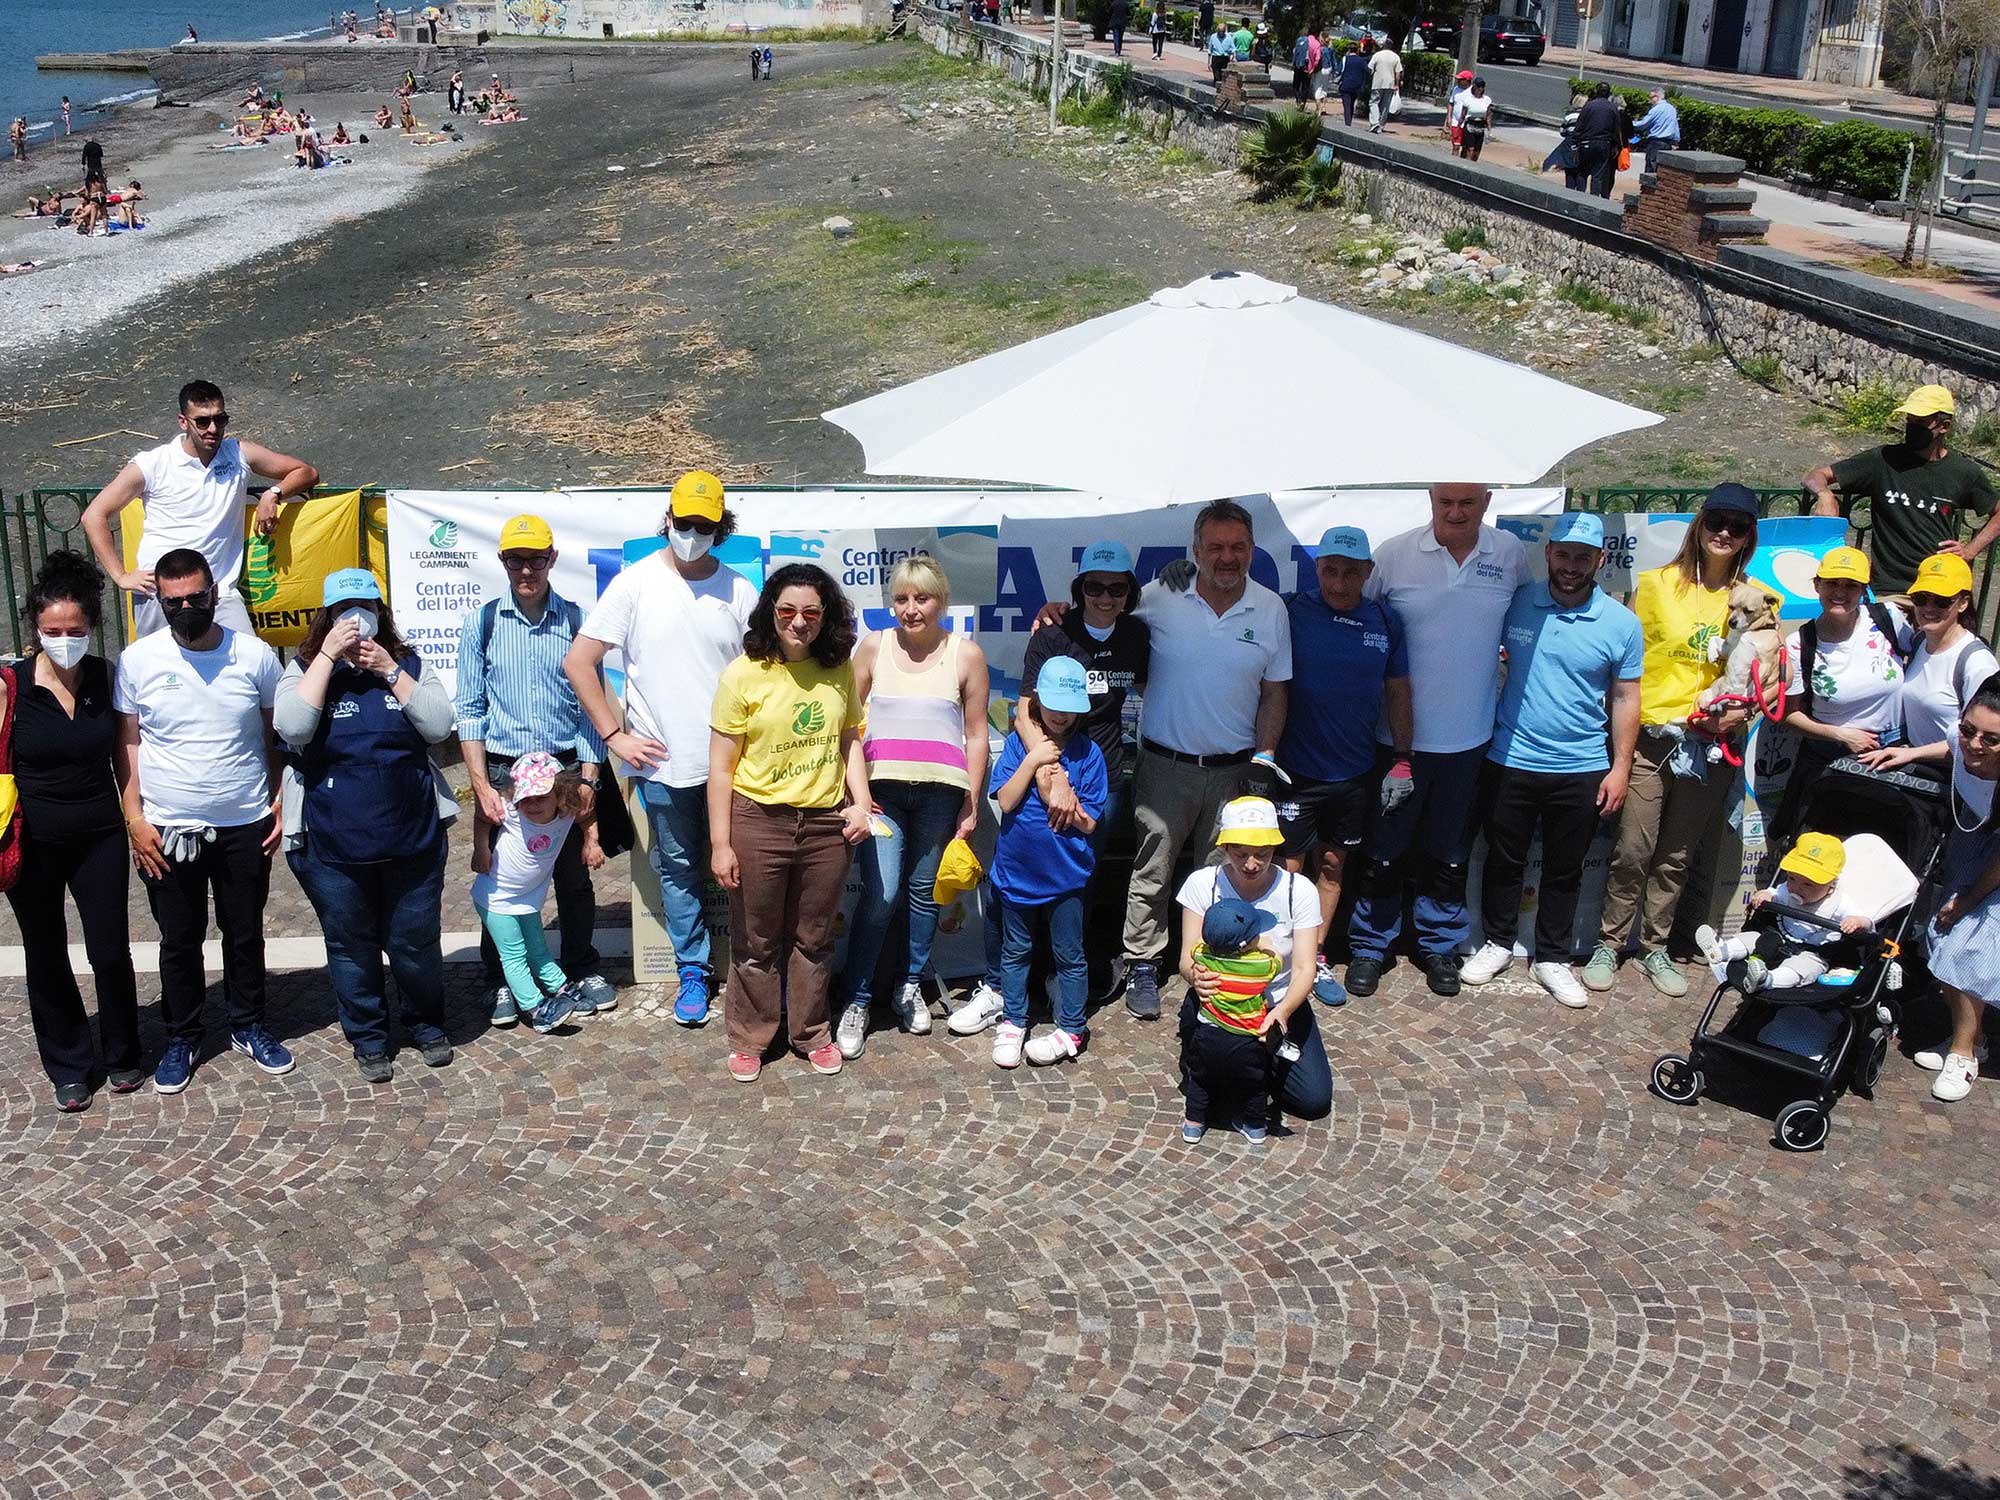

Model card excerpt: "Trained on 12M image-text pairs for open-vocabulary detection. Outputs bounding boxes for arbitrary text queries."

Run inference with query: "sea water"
[3,0,336,147]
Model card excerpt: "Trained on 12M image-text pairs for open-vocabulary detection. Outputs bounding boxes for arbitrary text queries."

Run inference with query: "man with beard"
[82,380,320,639]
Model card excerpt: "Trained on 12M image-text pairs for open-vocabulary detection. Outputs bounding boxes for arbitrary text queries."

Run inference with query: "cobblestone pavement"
[3,946,1999,1498]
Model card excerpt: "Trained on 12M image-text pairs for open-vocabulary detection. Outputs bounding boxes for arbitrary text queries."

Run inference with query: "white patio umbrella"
[823,270,1662,502]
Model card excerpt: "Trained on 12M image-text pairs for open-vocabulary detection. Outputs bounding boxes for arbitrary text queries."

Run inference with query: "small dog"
[1696,581,1785,722]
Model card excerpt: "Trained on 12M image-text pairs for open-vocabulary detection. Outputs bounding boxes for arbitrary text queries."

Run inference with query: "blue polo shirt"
[1276,592,1408,783]
[1490,583,1644,774]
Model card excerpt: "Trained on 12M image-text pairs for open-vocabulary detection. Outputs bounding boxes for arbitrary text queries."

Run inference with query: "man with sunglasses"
[456,513,613,1024]
[567,471,759,1030]
[83,379,320,639]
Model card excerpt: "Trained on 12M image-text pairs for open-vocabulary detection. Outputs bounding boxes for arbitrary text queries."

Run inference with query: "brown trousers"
[1597,731,1738,953]
[724,794,853,1056]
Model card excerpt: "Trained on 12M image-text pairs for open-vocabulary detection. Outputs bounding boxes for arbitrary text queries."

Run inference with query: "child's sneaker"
[947,984,1005,1035]
[1237,1120,1269,1145]
[526,990,582,1033]
[1024,1028,1083,1066]
[1180,1120,1206,1143]
[1693,924,1725,965]
[673,966,711,1028]
[992,1021,1024,1069]
[1727,956,1770,993]
[575,974,617,1012]
[489,987,519,1027]
[727,1051,761,1083]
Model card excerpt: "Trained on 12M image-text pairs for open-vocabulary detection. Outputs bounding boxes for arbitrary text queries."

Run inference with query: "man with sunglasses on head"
[83,380,319,639]
[566,471,759,1030]
[456,513,614,1025]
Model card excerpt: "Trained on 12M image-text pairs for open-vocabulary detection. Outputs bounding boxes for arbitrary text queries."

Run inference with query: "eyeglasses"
[1910,592,1964,610]
[671,518,719,537]
[1702,512,1752,537]
[775,606,823,624]
[501,553,553,571]
[1960,723,2000,750]
[184,412,230,431]
[159,588,215,613]
[1081,579,1130,599]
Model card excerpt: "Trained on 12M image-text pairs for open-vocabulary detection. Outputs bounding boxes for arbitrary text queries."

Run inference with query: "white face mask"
[669,527,714,564]
[38,632,88,668]
[1083,620,1115,642]
[337,605,379,641]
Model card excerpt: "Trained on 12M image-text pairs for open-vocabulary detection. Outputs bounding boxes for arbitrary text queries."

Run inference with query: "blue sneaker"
[1312,957,1348,1008]
[1180,1120,1206,1143]
[527,989,583,1034]
[1238,1121,1269,1145]
[153,1039,197,1095]
[230,1026,295,1076]
[673,966,711,1027]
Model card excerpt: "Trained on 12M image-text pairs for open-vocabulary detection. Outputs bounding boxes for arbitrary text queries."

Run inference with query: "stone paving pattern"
[3,917,1999,1499]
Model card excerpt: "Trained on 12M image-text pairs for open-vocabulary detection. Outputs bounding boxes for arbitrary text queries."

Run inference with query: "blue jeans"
[640,780,713,974]
[999,891,1088,1033]
[980,785,1122,993]
[289,834,447,1057]
[839,779,963,1007]
[1349,742,1490,961]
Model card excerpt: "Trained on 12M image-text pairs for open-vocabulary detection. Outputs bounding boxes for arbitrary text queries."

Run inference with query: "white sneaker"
[1461,941,1514,985]
[1024,1028,1082,1066]
[1693,923,1725,965]
[992,1021,1024,1069]
[835,1002,869,1060]
[947,984,1005,1035]
[1933,1052,1978,1102]
[1915,1044,1986,1072]
[1530,961,1589,1009]
[894,980,932,1036]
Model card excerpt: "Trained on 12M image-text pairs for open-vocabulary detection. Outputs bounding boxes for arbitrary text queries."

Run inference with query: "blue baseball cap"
[1702,482,1759,518]
[1202,898,1263,956]
[1315,526,1371,562]
[1549,512,1605,547]
[1077,539,1134,575]
[322,567,381,607]
[1034,655,1093,714]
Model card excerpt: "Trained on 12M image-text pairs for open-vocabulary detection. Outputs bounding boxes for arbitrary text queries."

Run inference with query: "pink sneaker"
[727,1052,761,1083]
[806,1043,843,1075]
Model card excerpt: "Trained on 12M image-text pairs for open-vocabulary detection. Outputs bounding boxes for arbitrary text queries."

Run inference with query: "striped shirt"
[1194,944,1280,1034]
[861,631,969,791]
[454,591,604,763]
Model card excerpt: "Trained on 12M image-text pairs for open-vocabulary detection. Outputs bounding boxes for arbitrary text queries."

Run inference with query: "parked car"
[1412,13,1460,50]
[1477,11,1546,63]
[1336,8,1392,45]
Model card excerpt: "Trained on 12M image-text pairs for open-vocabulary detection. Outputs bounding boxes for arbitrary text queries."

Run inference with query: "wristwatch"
[383,665,403,687]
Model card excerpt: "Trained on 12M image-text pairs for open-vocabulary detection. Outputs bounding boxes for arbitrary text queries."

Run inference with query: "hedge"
[1567,74,1933,202]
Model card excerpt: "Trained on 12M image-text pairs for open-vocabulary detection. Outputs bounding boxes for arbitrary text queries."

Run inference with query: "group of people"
[13,136,139,236]
[7,378,1998,1138]
[1544,83,1679,198]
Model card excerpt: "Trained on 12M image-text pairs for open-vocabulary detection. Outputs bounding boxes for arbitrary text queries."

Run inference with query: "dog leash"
[1685,659,1787,769]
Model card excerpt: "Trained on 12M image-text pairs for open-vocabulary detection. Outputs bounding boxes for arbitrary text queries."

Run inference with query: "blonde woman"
[834,555,990,1059]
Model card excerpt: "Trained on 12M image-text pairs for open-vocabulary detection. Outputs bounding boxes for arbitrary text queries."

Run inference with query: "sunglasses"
[1910,592,1964,610]
[501,553,554,571]
[1081,579,1130,599]
[672,518,719,537]
[775,605,823,624]
[184,412,230,431]
[1961,723,2000,750]
[1702,512,1752,537]
[159,588,215,612]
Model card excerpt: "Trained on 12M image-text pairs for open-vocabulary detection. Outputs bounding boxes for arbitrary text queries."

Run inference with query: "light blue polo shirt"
[1490,583,1644,774]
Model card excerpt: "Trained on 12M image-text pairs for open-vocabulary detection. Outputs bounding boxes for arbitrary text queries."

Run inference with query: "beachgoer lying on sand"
[26,191,69,218]
[481,106,524,125]
[374,105,394,128]
[294,133,325,169]
[331,122,352,145]
[110,181,144,228]
[240,85,266,108]
[71,188,105,237]
[0,262,36,275]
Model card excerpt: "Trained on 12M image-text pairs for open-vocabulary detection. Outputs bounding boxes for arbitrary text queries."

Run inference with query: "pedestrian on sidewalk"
[1447,68,1471,149]
[1291,29,1314,104]
[1110,0,1131,54]
[1198,0,1215,41]
[1317,31,1337,101]
[470,752,594,1037]
[1150,4,1167,58]
[1633,87,1680,172]
[1455,77,1492,161]
[1574,82,1621,198]
[1545,91,1586,187]
[1338,39,1370,127]
[1367,38,1401,134]
[1208,20,1234,84]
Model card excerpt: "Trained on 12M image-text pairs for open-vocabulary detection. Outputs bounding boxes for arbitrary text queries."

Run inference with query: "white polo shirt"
[1134,576,1292,757]
[132,436,253,586]
[1366,522,1530,754]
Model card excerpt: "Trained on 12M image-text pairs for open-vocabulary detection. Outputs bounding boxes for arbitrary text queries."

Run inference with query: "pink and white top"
[861,631,969,792]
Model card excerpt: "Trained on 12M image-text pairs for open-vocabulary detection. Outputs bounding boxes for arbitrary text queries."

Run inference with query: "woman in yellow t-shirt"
[1584,485,1765,998]
[708,564,872,1083]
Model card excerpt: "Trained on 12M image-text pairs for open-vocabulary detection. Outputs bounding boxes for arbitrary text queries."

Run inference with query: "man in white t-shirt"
[113,546,288,1096]
[1348,484,1530,999]
[82,379,320,639]
[566,470,758,1030]
[1367,41,1401,133]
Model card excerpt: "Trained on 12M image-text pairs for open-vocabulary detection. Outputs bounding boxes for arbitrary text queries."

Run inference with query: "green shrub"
[1239,107,1324,201]
[1796,118,1929,202]
[1443,224,1488,252]
[1675,98,1817,176]
[1294,154,1344,210]
[1401,49,1452,100]
[1842,379,1904,432]
[1738,353,1782,386]
[1566,76,1651,119]
[1098,59,1134,102]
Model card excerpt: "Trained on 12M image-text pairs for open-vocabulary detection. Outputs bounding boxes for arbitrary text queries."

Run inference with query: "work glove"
[1158,558,1195,593]
[1378,758,1414,815]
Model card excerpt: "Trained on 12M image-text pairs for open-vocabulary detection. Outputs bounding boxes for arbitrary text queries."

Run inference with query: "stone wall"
[151,37,741,97]
[452,0,876,37]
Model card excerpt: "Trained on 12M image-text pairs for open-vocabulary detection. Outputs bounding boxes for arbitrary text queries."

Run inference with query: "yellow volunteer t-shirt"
[711,655,861,809]
[1631,565,1777,725]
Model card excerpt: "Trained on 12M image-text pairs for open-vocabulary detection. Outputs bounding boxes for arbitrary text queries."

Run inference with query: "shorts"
[1274,774,1369,859]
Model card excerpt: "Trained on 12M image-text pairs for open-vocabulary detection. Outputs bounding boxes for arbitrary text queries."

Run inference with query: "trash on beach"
[0,262,37,276]
[606,164,627,173]
[54,428,156,448]
[439,459,489,472]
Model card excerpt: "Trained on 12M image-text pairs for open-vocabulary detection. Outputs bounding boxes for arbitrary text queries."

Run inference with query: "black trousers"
[144,817,274,1042]
[1292,67,1310,103]
[1580,141,1616,198]
[1151,30,1164,55]
[7,826,140,1086]
[1181,1020,1273,1130]
[478,820,598,984]
[1479,764,1604,963]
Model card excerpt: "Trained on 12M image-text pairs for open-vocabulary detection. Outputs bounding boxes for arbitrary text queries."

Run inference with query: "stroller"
[1650,759,1947,1152]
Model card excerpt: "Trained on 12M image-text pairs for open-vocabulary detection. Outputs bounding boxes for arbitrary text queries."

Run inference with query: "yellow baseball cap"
[1911,552,1974,598]
[670,470,725,524]
[1893,384,1956,419]
[932,837,983,905]
[1816,546,1871,585]
[498,513,554,553]
[1215,796,1284,848]
[1779,831,1845,885]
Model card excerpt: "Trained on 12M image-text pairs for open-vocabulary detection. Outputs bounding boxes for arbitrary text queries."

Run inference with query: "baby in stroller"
[1694,831,1871,992]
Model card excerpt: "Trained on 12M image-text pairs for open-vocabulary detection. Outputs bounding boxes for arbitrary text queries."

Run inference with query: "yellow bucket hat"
[1216,796,1284,848]
[1779,831,1845,886]
[932,837,984,904]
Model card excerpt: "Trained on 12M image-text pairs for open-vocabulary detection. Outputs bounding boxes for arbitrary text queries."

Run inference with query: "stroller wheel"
[1855,1032,1890,1094]
[1651,1053,1703,1105]
[1774,1099,1830,1152]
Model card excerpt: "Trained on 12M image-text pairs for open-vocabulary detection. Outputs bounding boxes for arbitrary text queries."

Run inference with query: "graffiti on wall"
[502,0,569,33]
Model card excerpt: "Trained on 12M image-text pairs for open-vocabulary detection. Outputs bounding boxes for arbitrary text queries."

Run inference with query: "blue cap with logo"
[1076,539,1134,576]
[1034,655,1093,714]
[1549,512,1605,547]
[1315,526,1372,562]
[322,567,382,607]
[1201,897,1263,957]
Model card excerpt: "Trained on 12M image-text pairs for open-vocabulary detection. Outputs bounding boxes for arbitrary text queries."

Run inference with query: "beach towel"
[105,221,148,233]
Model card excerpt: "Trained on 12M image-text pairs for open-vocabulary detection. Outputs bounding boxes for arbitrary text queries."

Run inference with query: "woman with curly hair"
[707,563,873,1083]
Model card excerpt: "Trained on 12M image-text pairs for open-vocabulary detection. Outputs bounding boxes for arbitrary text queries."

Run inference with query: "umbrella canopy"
[823,271,1662,503]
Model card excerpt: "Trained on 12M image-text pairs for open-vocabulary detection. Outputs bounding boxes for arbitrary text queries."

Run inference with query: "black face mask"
[164,597,216,642]
[1907,418,1938,449]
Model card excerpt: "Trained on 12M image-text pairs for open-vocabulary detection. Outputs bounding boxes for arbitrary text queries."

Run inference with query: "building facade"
[453,0,875,36]
[1578,0,1884,84]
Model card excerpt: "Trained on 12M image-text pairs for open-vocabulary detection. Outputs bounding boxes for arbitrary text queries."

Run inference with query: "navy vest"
[303,656,440,865]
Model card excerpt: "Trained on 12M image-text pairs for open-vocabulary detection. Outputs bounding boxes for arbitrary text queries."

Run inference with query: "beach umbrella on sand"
[822,270,1661,502]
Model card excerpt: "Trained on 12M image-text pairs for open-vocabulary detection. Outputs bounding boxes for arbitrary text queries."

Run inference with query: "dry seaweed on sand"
[507,395,767,485]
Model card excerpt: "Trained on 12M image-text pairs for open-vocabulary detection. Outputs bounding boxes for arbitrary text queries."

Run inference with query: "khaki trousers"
[1597,732,1737,954]
[723,794,852,1056]
[1123,748,1248,966]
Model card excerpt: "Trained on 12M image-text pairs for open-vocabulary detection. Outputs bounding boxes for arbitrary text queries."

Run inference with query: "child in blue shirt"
[989,656,1108,1070]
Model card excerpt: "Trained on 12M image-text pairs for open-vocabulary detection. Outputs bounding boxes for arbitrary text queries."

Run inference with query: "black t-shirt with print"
[1830,443,1996,593]
[1019,614,1150,773]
